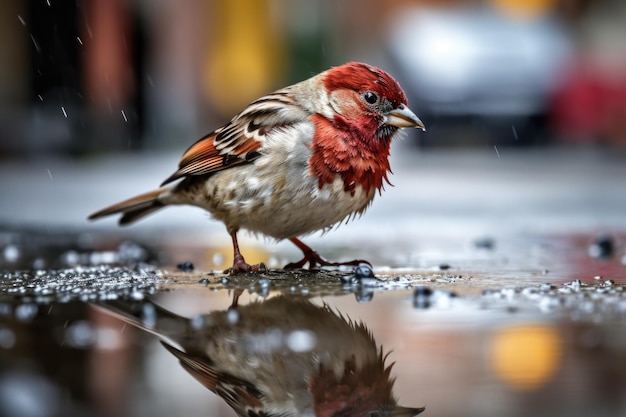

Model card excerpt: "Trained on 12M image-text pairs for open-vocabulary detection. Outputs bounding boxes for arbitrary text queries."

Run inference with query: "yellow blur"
[490,324,562,390]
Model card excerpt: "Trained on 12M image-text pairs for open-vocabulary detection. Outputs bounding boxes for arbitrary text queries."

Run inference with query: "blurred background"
[2,0,626,157]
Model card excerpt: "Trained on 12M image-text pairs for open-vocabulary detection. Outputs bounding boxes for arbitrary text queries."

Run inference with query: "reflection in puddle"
[94,295,425,417]
[1,286,626,417]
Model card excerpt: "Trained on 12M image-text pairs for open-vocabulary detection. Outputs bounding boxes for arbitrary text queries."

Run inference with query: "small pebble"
[177,262,194,272]
[413,286,433,309]
[588,235,614,258]
[439,263,451,271]
[474,237,495,250]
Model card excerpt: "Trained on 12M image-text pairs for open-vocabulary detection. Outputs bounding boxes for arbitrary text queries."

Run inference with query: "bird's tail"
[88,187,169,225]
[91,299,187,349]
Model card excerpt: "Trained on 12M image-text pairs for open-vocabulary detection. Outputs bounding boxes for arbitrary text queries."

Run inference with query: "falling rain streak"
[121,110,128,122]
[494,145,501,158]
[30,34,41,52]
[61,107,67,118]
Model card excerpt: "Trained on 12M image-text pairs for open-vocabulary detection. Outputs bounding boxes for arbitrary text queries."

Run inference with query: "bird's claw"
[284,250,371,270]
[226,255,268,275]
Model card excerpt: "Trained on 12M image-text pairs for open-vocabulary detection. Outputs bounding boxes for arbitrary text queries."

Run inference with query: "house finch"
[88,62,425,273]
[94,295,425,417]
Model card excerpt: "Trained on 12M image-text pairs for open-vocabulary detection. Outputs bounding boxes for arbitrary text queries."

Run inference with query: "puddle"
[1,229,626,417]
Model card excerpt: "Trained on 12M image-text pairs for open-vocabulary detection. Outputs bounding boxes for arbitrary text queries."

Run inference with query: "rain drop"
[30,34,40,52]
[61,106,67,118]
[511,125,518,140]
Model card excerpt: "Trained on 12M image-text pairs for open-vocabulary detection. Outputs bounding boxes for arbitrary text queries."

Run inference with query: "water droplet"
[61,106,67,118]
[355,288,374,303]
[0,371,60,417]
[130,290,144,300]
[17,15,26,27]
[226,308,239,324]
[212,252,225,266]
[340,274,356,285]
[65,321,94,348]
[354,264,375,279]
[3,245,20,262]
[76,36,83,45]
[190,315,204,329]
[286,330,316,352]
[141,303,156,327]
[221,276,229,285]
[15,304,38,322]
[121,110,128,122]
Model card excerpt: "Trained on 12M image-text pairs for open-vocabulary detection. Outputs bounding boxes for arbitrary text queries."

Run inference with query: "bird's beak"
[385,104,426,131]
[390,405,426,417]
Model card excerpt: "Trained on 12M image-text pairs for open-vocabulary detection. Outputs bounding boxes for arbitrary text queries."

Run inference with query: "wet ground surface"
[1,148,626,416]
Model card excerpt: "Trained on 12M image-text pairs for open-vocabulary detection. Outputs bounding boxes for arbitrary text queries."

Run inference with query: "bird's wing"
[160,341,268,416]
[160,90,308,186]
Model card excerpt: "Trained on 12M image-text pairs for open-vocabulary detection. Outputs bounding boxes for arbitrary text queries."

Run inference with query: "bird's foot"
[284,246,371,270]
[225,254,267,275]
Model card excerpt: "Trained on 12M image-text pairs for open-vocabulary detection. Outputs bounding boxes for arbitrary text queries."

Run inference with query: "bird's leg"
[226,230,267,274]
[229,289,244,308]
[284,237,371,269]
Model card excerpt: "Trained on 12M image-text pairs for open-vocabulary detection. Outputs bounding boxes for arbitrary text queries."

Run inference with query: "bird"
[88,62,425,274]
[93,295,426,417]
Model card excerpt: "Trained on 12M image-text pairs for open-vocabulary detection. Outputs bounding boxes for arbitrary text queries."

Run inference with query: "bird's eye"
[362,91,379,105]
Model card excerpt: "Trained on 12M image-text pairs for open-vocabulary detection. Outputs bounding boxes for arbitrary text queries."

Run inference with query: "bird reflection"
[95,294,424,417]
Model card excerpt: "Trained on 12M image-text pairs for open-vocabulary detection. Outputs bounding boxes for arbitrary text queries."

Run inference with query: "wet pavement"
[1,147,626,416]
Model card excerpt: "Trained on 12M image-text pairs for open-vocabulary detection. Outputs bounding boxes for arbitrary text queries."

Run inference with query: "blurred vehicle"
[387,7,573,147]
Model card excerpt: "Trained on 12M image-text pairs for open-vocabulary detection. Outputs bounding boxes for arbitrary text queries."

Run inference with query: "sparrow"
[88,62,425,273]
[94,295,425,417]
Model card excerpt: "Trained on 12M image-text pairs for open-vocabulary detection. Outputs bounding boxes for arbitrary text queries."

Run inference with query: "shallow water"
[1,230,625,417]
